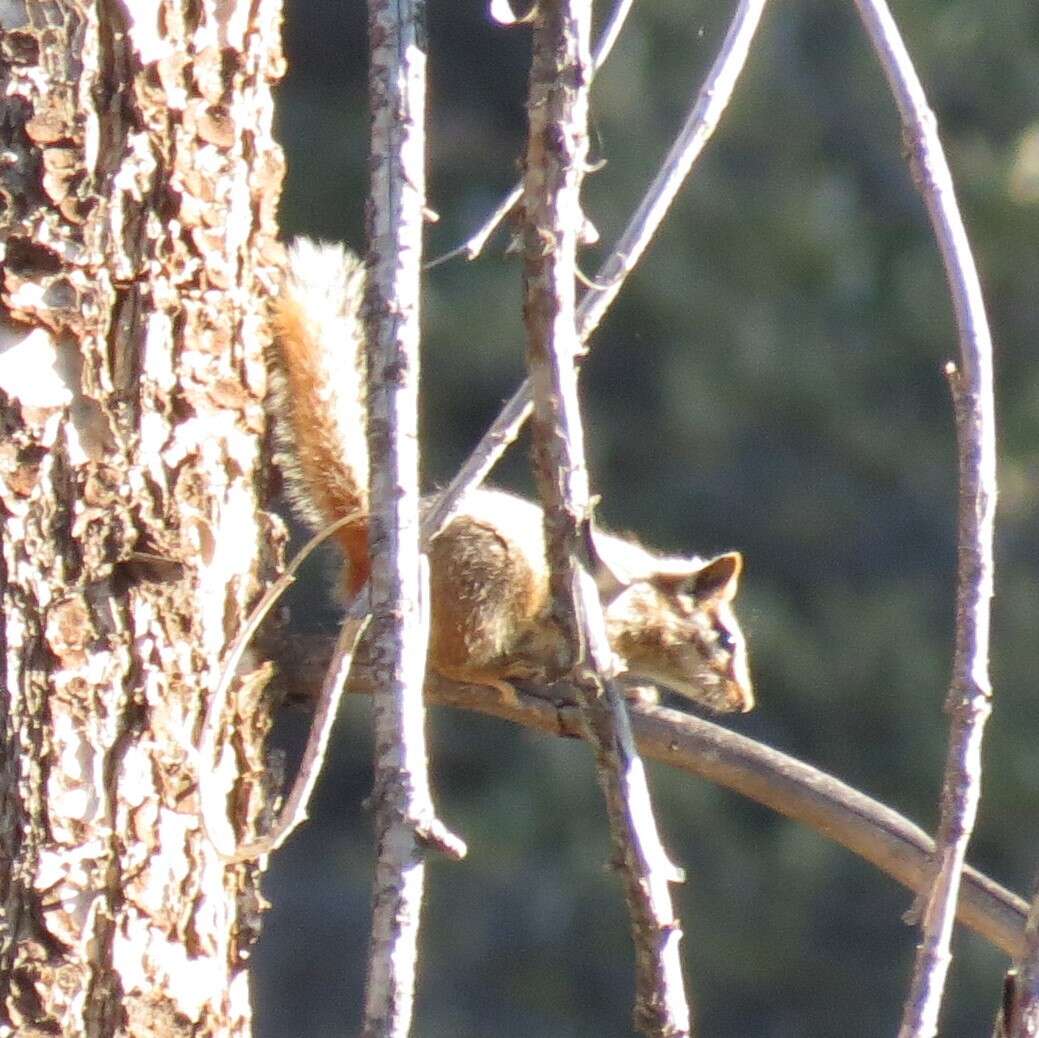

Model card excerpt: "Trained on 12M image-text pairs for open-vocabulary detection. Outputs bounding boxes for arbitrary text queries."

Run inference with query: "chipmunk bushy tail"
[267,240,371,596]
[266,239,754,713]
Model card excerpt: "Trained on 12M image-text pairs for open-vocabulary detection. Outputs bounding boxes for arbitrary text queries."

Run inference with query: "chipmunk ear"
[690,552,742,602]
[582,516,632,604]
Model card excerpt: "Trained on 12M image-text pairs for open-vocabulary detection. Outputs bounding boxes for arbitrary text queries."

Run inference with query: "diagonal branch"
[199,515,365,860]
[426,0,636,270]
[271,637,1029,963]
[425,0,769,538]
[850,3,997,1037]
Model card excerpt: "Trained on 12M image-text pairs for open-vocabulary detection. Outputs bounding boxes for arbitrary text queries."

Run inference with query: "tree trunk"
[0,0,284,1033]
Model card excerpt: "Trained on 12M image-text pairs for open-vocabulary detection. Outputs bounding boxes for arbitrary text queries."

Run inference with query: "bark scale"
[0,0,284,1033]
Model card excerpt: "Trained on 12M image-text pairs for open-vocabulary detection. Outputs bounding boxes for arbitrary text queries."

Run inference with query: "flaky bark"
[522,3,691,1035]
[362,0,432,1025]
[0,0,284,1034]
[362,3,464,1037]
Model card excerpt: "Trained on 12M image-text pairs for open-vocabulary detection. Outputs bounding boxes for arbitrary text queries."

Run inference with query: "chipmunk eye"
[715,628,737,654]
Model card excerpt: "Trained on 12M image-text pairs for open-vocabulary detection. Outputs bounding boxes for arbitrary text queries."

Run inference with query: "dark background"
[253,2,1039,1035]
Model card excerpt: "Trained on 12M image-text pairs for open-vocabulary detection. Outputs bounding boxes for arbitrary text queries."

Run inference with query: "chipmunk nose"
[725,679,754,713]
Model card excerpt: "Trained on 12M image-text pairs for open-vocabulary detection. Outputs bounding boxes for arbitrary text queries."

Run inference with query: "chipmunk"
[266,239,754,713]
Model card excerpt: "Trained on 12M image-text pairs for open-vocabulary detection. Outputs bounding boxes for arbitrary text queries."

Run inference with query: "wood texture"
[0,0,284,1032]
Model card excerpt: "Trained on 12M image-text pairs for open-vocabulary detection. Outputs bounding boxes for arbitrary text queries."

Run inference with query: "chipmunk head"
[594,540,754,713]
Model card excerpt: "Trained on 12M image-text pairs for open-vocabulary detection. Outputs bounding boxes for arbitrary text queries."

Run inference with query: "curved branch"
[271,633,1025,960]
[850,3,998,1035]
[420,676,1025,960]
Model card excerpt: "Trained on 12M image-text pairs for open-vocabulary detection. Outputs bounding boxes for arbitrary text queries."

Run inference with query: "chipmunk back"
[266,239,753,713]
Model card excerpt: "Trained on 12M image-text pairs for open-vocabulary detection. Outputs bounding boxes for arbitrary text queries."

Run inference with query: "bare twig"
[590,0,636,69]
[994,868,1039,1038]
[522,4,691,1036]
[432,0,768,522]
[198,514,366,859]
[221,602,371,862]
[425,0,636,270]
[997,875,1039,1036]
[850,3,997,1037]
[362,4,465,1035]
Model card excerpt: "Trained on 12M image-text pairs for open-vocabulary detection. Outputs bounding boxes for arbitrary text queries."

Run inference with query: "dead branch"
[426,0,769,539]
[425,676,1026,961]
[269,633,1026,963]
[849,3,998,1037]
[521,2,692,1034]
[426,0,636,270]
[362,4,465,1036]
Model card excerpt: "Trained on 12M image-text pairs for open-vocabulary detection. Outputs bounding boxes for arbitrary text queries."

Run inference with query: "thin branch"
[589,0,636,69]
[997,874,1039,1036]
[362,4,465,1036]
[422,183,522,270]
[430,679,1027,960]
[425,0,636,270]
[850,3,997,1037]
[431,0,768,522]
[269,637,1029,962]
[198,514,362,859]
[522,3,691,1035]
[220,602,371,863]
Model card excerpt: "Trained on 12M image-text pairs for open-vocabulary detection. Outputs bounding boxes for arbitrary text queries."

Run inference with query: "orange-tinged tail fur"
[267,240,371,595]
[265,239,753,712]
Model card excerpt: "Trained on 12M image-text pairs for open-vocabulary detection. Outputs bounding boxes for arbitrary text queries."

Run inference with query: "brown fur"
[267,241,753,712]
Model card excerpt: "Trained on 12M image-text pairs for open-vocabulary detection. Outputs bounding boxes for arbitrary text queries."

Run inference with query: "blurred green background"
[253,1,1039,1035]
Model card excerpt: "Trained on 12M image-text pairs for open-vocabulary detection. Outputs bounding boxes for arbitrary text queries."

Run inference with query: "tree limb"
[425,0,769,541]
[267,636,1026,962]
[421,676,1025,961]
[362,4,465,1036]
[521,2,693,1034]
[850,3,998,1036]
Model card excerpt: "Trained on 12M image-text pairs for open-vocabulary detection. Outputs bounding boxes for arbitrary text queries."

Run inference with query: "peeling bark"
[0,0,284,1034]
